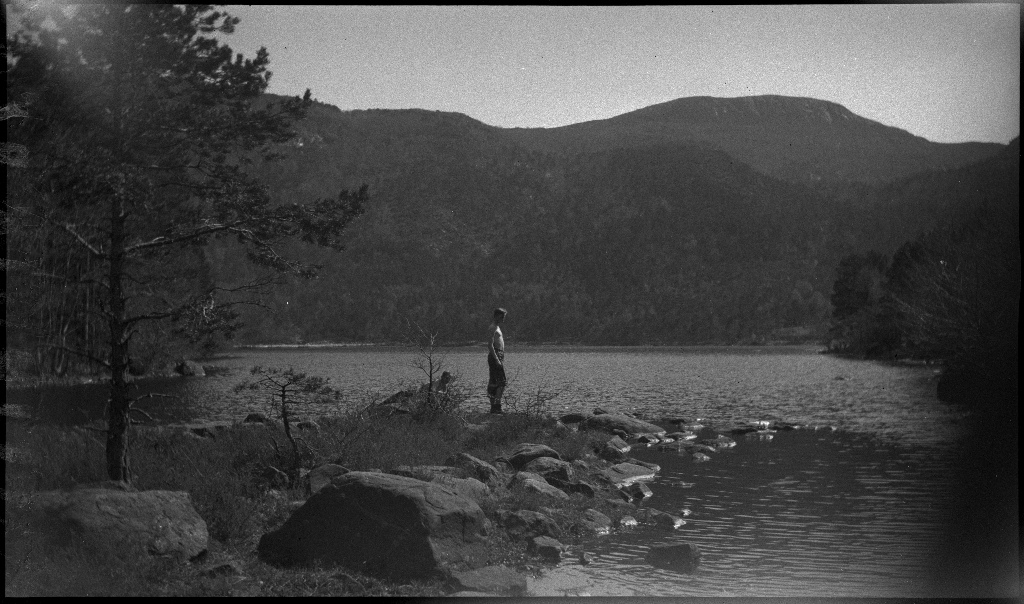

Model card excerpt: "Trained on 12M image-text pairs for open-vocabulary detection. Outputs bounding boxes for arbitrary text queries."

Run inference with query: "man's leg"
[490,385,504,413]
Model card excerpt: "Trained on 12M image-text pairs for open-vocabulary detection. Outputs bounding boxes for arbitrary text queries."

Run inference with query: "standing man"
[487,307,507,413]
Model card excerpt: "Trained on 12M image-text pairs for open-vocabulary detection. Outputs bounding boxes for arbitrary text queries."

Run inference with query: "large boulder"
[29,483,208,561]
[583,414,666,437]
[389,467,490,505]
[257,472,488,581]
[507,443,562,470]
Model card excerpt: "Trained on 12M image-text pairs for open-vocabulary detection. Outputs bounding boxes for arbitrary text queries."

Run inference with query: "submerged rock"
[700,435,737,449]
[646,542,701,572]
[685,444,717,456]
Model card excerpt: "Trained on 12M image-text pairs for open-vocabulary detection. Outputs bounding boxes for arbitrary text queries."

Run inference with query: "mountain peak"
[616,95,878,130]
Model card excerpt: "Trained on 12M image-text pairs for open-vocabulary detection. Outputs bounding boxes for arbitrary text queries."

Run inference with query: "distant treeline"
[827,140,1019,405]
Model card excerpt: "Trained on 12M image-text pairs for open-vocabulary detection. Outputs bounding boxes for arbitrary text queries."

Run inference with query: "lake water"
[9,345,1017,596]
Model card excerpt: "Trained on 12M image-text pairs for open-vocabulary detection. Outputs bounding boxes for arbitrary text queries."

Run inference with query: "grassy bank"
[5,395,631,597]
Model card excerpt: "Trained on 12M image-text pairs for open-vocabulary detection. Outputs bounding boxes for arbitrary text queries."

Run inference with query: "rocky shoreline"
[13,406,816,596]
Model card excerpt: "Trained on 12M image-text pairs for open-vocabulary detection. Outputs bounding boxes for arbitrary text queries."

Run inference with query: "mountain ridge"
[221,93,1014,345]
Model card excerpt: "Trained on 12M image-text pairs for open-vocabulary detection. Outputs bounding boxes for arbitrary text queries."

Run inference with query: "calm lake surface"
[13,345,1016,596]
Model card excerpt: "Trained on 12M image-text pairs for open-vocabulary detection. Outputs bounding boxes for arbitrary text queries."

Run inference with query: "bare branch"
[60,223,106,259]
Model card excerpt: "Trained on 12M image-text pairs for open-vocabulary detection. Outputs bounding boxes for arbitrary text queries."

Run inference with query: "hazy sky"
[218,5,1020,144]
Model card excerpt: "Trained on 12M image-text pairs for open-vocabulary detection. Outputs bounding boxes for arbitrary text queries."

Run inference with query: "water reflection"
[531,429,961,597]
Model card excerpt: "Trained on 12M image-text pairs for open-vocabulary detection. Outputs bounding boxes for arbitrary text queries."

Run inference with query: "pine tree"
[6,4,366,482]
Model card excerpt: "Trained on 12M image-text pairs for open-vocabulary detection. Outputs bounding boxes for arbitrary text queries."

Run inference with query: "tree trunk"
[105,198,132,483]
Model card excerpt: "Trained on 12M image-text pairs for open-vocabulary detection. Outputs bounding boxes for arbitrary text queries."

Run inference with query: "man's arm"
[487,324,501,363]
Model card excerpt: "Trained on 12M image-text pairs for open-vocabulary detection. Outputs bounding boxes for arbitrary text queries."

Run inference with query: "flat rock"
[449,565,527,596]
[624,458,661,472]
[518,476,570,501]
[583,414,666,437]
[602,462,657,487]
[257,472,487,581]
[507,443,562,470]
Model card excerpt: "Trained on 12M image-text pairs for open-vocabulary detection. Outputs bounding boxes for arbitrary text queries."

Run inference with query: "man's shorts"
[487,351,506,397]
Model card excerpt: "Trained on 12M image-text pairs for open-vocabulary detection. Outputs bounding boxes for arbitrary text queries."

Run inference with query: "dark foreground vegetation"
[5,386,640,597]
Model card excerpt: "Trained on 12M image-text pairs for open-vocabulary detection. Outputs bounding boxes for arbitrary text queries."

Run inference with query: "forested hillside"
[210,96,1011,346]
